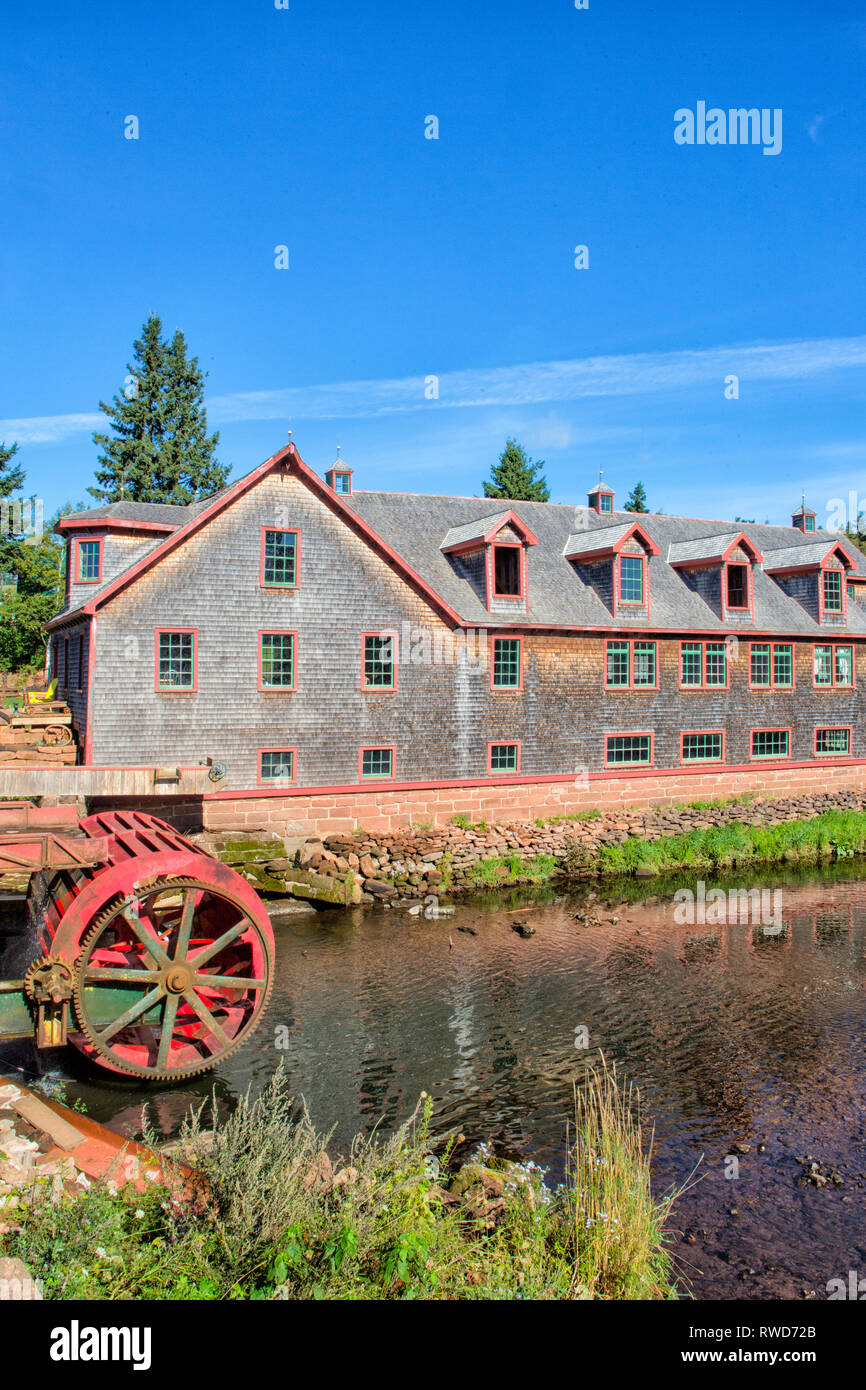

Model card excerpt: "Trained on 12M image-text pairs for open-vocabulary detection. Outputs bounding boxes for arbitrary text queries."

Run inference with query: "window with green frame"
[606,641,629,687]
[361,747,393,779]
[813,644,853,687]
[750,643,792,688]
[157,631,195,689]
[751,729,790,760]
[605,734,651,766]
[77,539,101,582]
[489,743,519,773]
[822,569,843,613]
[682,732,723,762]
[260,632,295,688]
[262,529,298,586]
[607,640,656,687]
[492,637,521,688]
[260,750,294,782]
[618,555,644,604]
[681,641,726,687]
[363,634,395,689]
[815,728,850,757]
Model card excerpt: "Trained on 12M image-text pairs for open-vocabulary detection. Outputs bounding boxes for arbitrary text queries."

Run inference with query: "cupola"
[587,474,615,516]
[325,447,353,496]
[792,496,816,533]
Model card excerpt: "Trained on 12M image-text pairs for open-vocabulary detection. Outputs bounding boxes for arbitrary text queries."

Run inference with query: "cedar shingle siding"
[46,445,866,788]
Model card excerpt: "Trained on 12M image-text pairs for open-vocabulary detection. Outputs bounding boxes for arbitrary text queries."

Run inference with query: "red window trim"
[677,639,730,691]
[490,541,526,601]
[811,642,856,689]
[489,633,524,691]
[749,726,793,761]
[259,526,300,589]
[74,536,103,584]
[154,628,199,693]
[818,564,847,623]
[603,638,659,690]
[257,629,298,693]
[487,739,522,775]
[604,730,655,769]
[256,746,298,786]
[680,729,726,765]
[747,641,796,691]
[358,745,396,780]
[614,553,647,613]
[813,726,852,758]
[360,630,399,692]
[721,560,752,620]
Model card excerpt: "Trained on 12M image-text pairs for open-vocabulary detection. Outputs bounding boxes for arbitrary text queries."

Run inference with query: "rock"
[511,920,536,938]
[457,926,478,935]
[297,840,324,868]
[358,854,377,879]
[365,879,397,897]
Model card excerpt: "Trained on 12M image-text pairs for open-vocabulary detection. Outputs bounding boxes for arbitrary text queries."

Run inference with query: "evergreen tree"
[89,315,229,505]
[0,440,24,497]
[483,438,550,502]
[624,481,649,513]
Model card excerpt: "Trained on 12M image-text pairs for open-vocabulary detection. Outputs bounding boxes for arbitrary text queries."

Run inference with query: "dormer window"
[792,500,817,533]
[618,555,644,604]
[587,480,615,515]
[804,514,816,533]
[599,493,613,515]
[75,538,102,583]
[493,544,522,597]
[726,563,749,609]
[325,453,353,495]
[823,569,843,614]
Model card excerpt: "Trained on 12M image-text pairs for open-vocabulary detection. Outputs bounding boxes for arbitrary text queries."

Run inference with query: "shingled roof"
[48,454,866,638]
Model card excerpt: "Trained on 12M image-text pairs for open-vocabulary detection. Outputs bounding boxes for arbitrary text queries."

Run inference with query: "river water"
[4,863,865,1300]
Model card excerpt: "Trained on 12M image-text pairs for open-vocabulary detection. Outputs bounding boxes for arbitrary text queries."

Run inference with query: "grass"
[2,1066,678,1301]
[592,808,866,877]
[468,853,558,886]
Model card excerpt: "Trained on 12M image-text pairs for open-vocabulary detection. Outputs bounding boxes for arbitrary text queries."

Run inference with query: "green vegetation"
[469,852,558,886]
[4,1067,678,1301]
[592,809,866,877]
[483,437,550,502]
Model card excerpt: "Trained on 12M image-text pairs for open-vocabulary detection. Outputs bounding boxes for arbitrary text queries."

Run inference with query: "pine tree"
[483,438,550,502]
[624,481,649,513]
[0,440,24,498]
[89,315,229,505]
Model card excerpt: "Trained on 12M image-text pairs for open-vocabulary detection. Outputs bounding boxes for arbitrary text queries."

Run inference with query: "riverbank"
[207,787,866,908]
[3,1065,678,1301]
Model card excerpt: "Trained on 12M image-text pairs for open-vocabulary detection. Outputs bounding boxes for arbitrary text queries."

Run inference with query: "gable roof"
[668,530,762,567]
[563,520,660,562]
[762,540,854,573]
[440,508,539,553]
[46,445,866,639]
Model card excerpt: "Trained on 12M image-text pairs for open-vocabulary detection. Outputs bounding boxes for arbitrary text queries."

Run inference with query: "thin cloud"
[6,334,866,442]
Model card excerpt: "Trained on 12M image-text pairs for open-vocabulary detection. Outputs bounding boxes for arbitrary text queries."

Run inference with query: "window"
[491,636,521,689]
[76,539,101,583]
[815,728,850,757]
[363,634,396,690]
[156,630,196,690]
[726,564,748,609]
[813,644,853,687]
[618,555,644,604]
[804,515,816,533]
[262,529,298,587]
[259,749,295,783]
[489,742,519,773]
[605,640,656,688]
[493,545,521,597]
[681,641,726,688]
[682,732,724,763]
[848,582,858,605]
[823,569,843,613]
[333,472,351,495]
[599,493,613,514]
[751,729,790,760]
[360,747,393,779]
[750,643,793,688]
[259,632,296,690]
[605,734,652,766]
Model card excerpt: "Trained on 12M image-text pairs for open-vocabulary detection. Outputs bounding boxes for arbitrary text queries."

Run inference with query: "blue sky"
[3,0,866,525]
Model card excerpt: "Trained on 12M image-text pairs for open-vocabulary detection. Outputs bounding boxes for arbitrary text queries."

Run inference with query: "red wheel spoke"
[97,986,164,1042]
[189,918,249,969]
[193,973,266,990]
[156,994,181,1072]
[182,988,230,1051]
